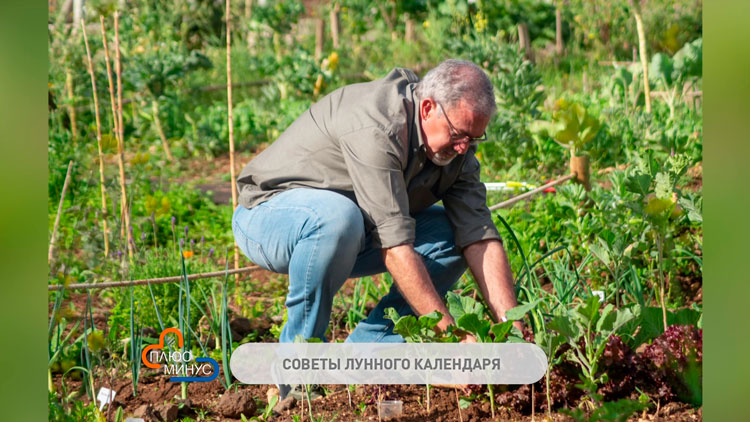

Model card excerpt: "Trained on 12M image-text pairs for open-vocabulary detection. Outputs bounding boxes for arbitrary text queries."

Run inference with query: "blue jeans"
[232,188,467,343]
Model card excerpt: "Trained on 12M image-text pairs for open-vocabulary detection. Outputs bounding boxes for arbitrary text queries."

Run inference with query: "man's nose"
[453,141,470,155]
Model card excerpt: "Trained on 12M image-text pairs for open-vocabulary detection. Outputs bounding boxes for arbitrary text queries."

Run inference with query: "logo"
[141,328,219,382]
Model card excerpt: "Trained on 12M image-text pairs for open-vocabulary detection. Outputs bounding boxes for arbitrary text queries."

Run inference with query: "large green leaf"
[446,292,484,322]
[548,315,580,340]
[625,174,652,197]
[649,53,674,86]
[673,38,702,80]
[505,298,542,321]
[678,196,703,223]
[490,321,514,343]
[457,313,491,342]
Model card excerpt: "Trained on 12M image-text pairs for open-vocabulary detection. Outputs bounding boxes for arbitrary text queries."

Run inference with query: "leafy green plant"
[624,153,691,329]
[530,99,602,158]
[548,296,637,408]
[648,38,702,120]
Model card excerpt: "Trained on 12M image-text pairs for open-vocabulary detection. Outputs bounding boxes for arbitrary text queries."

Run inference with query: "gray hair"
[415,59,496,117]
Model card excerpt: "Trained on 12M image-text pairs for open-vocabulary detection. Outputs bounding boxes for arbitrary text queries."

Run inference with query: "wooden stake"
[227,0,241,283]
[570,154,592,191]
[49,160,74,269]
[65,68,79,139]
[151,98,174,161]
[405,15,415,43]
[48,265,263,291]
[488,174,576,211]
[81,20,110,258]
[632,3,651,113]
[555,4,564,55]
[114,12,134,259]
[100,18,122,237]
[315,18,325,61]
[517,23,534,62]
[330,3,340,49]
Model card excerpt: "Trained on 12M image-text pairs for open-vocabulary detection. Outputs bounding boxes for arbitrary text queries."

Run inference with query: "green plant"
[624,153,691,329]
[548,296,637,408]
[648,38,702,120]
[530,98,602,157]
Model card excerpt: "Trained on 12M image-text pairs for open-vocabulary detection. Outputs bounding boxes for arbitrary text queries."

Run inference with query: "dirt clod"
[157,403,179,422]
[133,404,157,421]
[217,389,257,418]
[274,396,297,414]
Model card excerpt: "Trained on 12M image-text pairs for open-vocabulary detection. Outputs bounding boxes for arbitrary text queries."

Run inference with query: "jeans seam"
[302,216,322,338]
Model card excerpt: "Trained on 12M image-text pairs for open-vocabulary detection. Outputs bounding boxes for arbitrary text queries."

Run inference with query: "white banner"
[230,343,547,385]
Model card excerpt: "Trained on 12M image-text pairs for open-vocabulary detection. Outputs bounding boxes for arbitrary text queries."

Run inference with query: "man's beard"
[428,148,458,166]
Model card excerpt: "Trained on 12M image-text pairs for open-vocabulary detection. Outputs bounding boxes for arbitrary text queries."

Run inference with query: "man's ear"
[420,98,436,120]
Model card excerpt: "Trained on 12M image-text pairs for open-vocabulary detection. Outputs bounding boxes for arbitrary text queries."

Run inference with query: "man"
[232,59,520,348]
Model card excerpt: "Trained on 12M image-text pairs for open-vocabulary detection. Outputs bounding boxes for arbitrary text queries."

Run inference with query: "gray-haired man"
[233,59,520,349]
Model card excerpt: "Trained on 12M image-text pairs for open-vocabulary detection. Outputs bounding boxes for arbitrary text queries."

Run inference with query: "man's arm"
[463,239,523,330]
[382,244,455,332]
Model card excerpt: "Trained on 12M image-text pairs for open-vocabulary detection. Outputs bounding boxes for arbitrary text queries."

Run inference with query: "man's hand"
[463,239,521,327]
[382,244,455,332]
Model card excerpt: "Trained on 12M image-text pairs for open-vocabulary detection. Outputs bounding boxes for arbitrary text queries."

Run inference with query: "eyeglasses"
[438,103,487,146]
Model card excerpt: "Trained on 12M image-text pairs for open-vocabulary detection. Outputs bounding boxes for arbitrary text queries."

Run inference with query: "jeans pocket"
[240,234,276,273]
[233,208,276,272]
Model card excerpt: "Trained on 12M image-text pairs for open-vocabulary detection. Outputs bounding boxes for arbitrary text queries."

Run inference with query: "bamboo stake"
[48,266,263,291]
[555,3,563,55]
[82,20,111,258]
[631,2,651,113]
[517,23,534,62]
[100,18,123,238]
[151,99,174,161]
[488,174,576,211]
[405,15,415,43]
[65,69,79,139]
[49,160,74,268]
[114,12,134,259]
[330,3,341,48]
[227,0,241,283]
[315,18,325,61]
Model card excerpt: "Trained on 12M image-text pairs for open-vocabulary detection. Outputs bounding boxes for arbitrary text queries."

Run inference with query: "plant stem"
[455,387,463,422]
[656,233,668,331]
[488,384,495,419]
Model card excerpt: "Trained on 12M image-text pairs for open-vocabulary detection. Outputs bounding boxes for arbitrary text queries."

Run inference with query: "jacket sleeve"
[339,126,415,249]
[442,154,502,249]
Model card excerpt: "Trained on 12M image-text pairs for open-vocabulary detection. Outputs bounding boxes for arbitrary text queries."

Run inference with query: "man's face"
[419,98,490,166]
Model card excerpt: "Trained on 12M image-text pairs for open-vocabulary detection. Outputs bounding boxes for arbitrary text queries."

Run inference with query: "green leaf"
[457,313,491,342]
[589,238,611,268]
[490,321,514,343]
[575,295,602,327]
[548,315,580,341]
[392,315,420,342]
[649,53,674,86]
[446,292,484,322]
[625,174,652,197]
[678,196,702,223]
[504,299,542,321]
[654,172,673,200]
[418,311,443,330]
[597,306,635,337]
